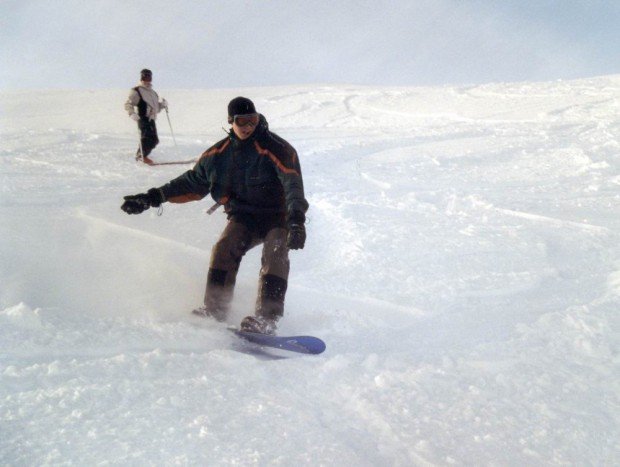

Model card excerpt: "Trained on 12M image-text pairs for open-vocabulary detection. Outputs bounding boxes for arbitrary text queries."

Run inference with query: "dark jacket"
[159,116,308,219]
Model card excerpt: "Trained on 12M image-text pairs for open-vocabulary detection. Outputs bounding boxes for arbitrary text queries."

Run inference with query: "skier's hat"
[140,69,152,80]
[228,97,256,123]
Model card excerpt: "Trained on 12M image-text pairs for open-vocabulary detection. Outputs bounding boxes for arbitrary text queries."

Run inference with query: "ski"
[230,328,326,355]
[142,158,197,166]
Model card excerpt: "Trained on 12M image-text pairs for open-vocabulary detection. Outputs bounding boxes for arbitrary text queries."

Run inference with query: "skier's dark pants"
[137,118,159,157]
[204,213,289,320]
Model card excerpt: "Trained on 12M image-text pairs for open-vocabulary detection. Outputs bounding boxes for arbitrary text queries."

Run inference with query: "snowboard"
[230,328,326,355]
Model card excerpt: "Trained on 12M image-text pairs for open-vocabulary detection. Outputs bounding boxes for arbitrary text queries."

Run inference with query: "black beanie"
[228,97,256,121]
[140,69,152,80]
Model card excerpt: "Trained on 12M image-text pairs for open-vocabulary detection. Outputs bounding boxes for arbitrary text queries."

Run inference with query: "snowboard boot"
[240,315,278,335]
[191,305,226,322]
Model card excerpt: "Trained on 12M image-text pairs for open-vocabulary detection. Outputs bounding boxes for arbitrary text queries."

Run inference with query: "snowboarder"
[124,68,168,163]
[120,97,308,335]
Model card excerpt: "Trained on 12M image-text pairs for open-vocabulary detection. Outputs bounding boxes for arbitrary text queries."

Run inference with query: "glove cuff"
[146,188,165,207]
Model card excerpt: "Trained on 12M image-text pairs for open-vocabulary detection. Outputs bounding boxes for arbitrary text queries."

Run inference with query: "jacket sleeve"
[259,137,309,218]
[281,148,309,218]
[124,89,139,116]
[158,159,211,203]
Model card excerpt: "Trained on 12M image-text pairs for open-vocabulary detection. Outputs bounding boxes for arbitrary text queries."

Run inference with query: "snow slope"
[1,78,619,465]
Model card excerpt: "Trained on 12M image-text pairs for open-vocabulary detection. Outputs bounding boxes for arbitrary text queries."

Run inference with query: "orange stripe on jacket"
[198,139,231,161]
[168,193,206,204]
[254,141,300,176]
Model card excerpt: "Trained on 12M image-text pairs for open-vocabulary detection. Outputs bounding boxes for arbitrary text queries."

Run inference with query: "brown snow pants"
[203,213,289,320]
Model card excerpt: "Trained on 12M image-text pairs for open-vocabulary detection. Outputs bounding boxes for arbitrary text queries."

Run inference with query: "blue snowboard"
[231,329,326,355]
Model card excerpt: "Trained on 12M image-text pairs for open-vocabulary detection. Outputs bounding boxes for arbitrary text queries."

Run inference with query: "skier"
[124,68,168,163]
[120,97,308,335]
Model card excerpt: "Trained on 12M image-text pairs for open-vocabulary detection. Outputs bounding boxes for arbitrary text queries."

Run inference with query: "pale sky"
[1,0,618,89]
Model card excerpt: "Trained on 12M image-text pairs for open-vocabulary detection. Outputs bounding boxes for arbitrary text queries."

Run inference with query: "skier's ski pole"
[165,107,178,149]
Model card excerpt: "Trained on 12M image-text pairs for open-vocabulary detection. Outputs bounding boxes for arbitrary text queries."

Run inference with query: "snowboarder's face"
[231,113,259,140]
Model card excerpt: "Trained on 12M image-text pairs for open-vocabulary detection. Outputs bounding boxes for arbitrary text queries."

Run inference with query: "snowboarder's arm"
[257,140,309,218]
[120,158,212,215]
[120,169,209,214]
[158,167,211,203]
[276,147,308,249]
[255,138,308,249]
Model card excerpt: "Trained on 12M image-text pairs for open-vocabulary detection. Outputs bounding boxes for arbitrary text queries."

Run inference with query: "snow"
[1,77,619,465]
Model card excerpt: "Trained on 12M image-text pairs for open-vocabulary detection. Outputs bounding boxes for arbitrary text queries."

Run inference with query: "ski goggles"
[233,113,259,127]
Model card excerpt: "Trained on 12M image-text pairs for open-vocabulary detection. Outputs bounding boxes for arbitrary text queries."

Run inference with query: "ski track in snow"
[1,78,620,465]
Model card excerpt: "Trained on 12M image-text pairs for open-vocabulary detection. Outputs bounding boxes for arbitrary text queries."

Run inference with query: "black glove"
[287,211,306,250]
[121,188,163,215]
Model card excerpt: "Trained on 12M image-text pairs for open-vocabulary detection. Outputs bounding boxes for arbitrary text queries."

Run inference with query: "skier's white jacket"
[124,82,164,121]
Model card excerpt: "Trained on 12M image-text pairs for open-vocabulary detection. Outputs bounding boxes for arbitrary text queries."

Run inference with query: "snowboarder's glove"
[130,113,140,122]
[121,188,164,215]
[287,211,306,250]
